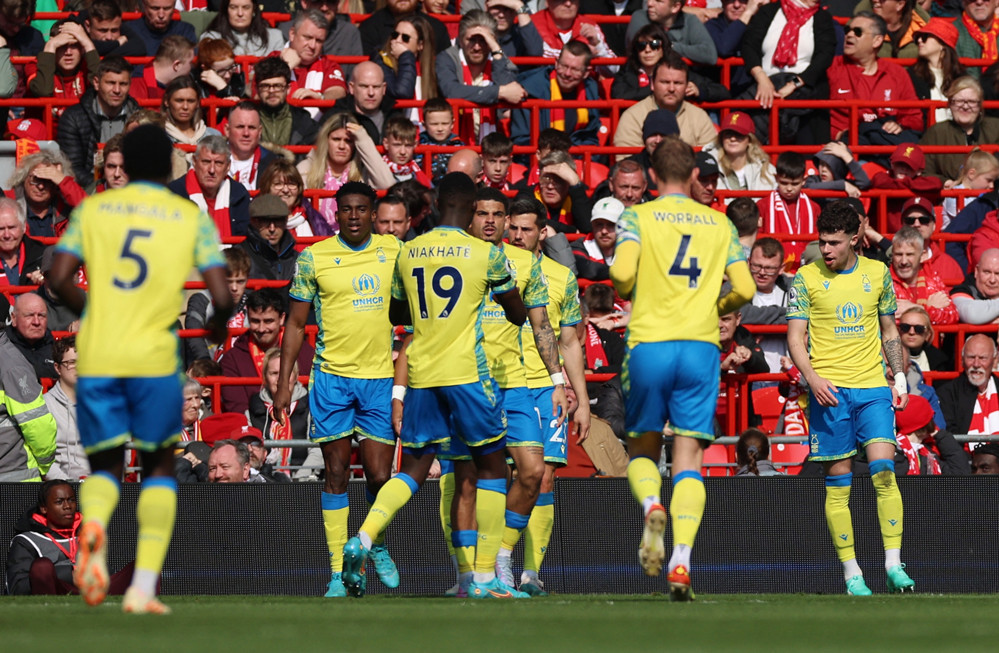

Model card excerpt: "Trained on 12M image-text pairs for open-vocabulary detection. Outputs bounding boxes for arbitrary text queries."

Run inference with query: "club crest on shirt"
[862,274,871,293]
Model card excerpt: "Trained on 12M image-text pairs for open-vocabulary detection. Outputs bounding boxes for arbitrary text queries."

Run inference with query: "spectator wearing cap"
[591,159,653,208]
[894,395,969,475]
[175,440,211,482]
[239,194,298,283]
[207,438,256,483]
[704,111,776,198]
[247,347,312,481]
[613,54,716,149]
[239,433,292,483]
[869,143,943,233]
[622,108,679,189]
[950,248,999,323]
[827,12,923,145]
[908,18,965,126]
[6,117,47,142]
[890,225,959,325]
[510,40,601,149]
[920,76,999,184]
[972,444,999,474]
[690,151,723,212]
[804,141,871,205]
[571,197,624,281]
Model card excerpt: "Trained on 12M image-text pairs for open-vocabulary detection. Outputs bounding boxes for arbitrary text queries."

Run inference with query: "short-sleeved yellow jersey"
[290,234,401,379]
[481,244,548,389]
[56,182,224,377]
[524,255,581,389]
[392,226,515,388]
[788,256,896,388]
[616,194,744,347]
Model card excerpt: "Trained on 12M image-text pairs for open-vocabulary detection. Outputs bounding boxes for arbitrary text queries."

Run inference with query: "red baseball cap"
[901,196,935,219]
[200,413,249,445]
[7,118,47,141]
[895,395,935,436]
[720,112,755,137]
[890,143,926,173]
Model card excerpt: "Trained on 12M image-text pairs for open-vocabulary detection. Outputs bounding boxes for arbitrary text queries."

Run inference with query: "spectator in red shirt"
[129,34,195,101]
[891,226,959,325]
[828,12,923,145]
[278,8,347,120]
[27,21,99,124]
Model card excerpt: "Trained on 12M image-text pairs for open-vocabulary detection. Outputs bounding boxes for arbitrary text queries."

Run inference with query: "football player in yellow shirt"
[274,182,402,598]
[787,200,914,596]
[49,125,233,615]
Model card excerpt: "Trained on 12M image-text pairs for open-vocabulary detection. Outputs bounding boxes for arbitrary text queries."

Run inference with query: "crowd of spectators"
[5,0,999,483]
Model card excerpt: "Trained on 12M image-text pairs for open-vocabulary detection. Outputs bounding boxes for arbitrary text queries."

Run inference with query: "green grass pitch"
[2,593,997,652]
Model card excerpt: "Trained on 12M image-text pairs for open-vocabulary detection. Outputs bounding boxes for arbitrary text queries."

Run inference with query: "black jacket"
[938,373,999,437]
[239,228,299,282]
[359,8,450,58]
[56,88,139,190]
[322,94,404,144]
[742,3,836,91]
[5,325,56,380]
[6,509,78,595]
[4,235,46,286]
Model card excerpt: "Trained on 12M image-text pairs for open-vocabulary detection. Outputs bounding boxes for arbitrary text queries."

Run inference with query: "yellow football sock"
[501,510,530,551]
[523,493,554,573]
[440,472,455,557]
[358,474,416,543]
[365,489,386,547]
[452,530,476,573]
[627,457,662,506]
[871,465,903,551]
[134,478,177,577]
[825,474,856,563]
[322,492,349,573]
[473,479,507,574]
[79,471,120,528]
[670,472,705,549]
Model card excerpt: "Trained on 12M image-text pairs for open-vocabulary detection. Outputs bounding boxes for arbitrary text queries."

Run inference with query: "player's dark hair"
[475,186,509,212]
[508,198,546,228]
[246,287,286,316]
[817,199,861,235]
[52,334,76,366]
[736,428,770,476]
[651,135,694,185]
[122,124,174,182]
[751,237,784,261]
[775,151,807,179]
[37,479,73,511]
[537,128,572,154]
[726,197,760,237]
[336,181,377,204]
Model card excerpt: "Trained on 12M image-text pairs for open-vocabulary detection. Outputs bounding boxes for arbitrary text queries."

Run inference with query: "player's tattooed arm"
[528,306,561,374]
[883,336,905,378]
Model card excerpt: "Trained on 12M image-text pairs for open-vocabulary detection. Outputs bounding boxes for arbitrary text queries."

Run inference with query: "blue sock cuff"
[672,470,703,486]
[395,473,420,494]
[504,510,530,530]
[365,488,376,505]
[142,476,177,492]
[93,470,121,488]
[452,530,477,547]
[536,491,554,507]
[825,472,853,487]
[321,491,349,510]
[476,477,507,494]
[869,459,894,475]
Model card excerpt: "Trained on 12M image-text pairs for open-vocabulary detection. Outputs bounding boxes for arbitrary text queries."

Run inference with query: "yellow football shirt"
[392,226,515,388]
[290,233,401,379]
[524,255,582,389]
[56,182,224,377]
[481,244,548,389]
[788,256,896,388]
[615,194,744,347]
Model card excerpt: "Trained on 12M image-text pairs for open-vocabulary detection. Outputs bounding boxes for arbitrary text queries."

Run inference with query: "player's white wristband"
[550,372,565,386]
[392,385,407,402]
[893,373,908,396]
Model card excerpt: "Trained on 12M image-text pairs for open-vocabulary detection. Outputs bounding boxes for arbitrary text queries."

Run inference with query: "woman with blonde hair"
[704,111,775,200]
[297,112,395,230]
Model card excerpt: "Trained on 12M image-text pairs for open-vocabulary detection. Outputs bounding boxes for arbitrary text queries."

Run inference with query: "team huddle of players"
[55,127,916,612]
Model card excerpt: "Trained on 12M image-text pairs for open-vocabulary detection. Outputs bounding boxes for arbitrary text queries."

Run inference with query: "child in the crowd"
[805,141,871,203]
[757,152,820,273]
[869,143,943,233]
[480,132,525,190]
[942,150,999,230]
[727,197,761,259]
[382,115,432,186]
[735,428,784,477]
[416,98,463,185]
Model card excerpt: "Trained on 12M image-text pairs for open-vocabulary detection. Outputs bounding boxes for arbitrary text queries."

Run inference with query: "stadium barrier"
[2,478,996,596]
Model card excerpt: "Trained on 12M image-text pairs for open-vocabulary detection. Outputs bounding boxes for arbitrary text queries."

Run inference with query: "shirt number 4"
[669,234,702,288]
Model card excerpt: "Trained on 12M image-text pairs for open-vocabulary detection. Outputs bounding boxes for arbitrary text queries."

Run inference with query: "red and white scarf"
[764,190,816,235]
[267,399,297,469]
[584,323,609,370]
[383,155,432,186]
[185,168,231,239]
[176,0,208,10]
[231,148,262,190]
[962,12,999,62]
[771,0,820,69]
[968,378,999,435]
[214,310,247,362]
[550,69,589,133]
[896,434,941,475]
[458,50,495,144]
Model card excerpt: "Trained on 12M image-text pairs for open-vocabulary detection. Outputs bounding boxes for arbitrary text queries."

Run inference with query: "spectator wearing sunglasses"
[625,0,717,66]
[890,226,959,325]
[866,197,964,287]
[897,306,950,372]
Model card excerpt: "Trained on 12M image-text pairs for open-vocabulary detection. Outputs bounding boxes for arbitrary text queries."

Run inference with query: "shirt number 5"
[113,228,152,290]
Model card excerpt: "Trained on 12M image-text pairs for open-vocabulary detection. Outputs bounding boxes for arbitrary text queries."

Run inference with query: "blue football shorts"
[77,375,183,454]
[808,386,897,462]
[309,368,394,445]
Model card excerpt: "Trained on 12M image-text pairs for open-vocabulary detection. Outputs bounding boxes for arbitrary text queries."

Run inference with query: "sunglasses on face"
[846,26,866,38]
[902,215,934,226]
[636,39,662,52]
[899,323,927,335]
[391,31,412,43]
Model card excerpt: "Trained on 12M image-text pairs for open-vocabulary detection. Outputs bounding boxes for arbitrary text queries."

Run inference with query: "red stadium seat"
[752,387,786,434]
[771,442,809,476]
[701,443,732,477]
